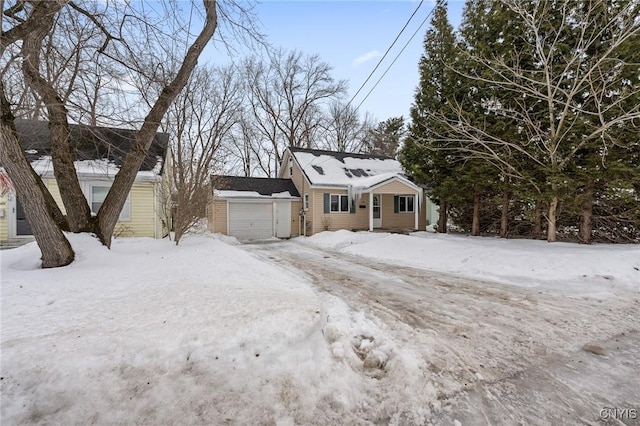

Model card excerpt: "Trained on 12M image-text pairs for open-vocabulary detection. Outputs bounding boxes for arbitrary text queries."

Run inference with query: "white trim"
[369,192,373,232]
[7,191,16,239]
[89,183,131,222]
[366,175,421,192]
[397,195,415,213]
[329,194,349,213]
[226,199,230,235]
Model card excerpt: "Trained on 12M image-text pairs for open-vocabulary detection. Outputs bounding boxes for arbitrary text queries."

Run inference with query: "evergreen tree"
[364,116,405,158]
[400,0,459,233]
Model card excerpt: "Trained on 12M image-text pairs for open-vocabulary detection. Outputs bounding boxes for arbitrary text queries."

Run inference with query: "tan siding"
[310,189,370,235]
[374,179,417,194]
[210,199,228,234]
[0,193,8,241]
[380,194,415,229]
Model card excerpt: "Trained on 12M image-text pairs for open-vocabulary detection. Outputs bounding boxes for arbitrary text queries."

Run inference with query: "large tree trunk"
[0,101,74,268]
[20,1,92,232]
[578,182,594,244]
[533,199,543,239]
[438,198,447,233]
[97,0,218,247]
[547,195,558,243]
[471,192,480,236]
[500,189,509,238]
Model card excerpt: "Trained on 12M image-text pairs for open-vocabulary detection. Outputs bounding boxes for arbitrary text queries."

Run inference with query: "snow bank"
[0,235,332,424]
[0,234,440,424]
[305,231,640,297]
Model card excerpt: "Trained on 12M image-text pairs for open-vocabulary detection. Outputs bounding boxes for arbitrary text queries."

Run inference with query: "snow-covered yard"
[1,231,639,424]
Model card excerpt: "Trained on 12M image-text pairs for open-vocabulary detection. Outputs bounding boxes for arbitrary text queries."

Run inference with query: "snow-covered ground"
[1,231,638,425]
[306,230,640,298]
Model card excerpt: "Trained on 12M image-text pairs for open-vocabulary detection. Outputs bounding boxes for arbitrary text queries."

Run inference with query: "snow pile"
[306,229,387,250]
[304,231,640,297]
[0,234,436,424]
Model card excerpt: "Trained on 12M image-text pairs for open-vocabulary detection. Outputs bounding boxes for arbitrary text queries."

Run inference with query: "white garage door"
[228,202,274,240]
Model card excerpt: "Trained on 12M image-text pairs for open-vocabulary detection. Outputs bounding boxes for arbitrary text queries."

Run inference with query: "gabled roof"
[212,175,300,198]
[286,147,412,189]
[14,119,169,174]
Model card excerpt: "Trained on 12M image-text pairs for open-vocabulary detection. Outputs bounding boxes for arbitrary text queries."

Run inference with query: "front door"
[373,194,382,228]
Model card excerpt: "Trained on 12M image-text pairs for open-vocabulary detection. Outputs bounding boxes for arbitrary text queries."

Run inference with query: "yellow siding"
[0,193,8,241]
[46,180,66,214]
[209,199,228,234]
[116,182,156,238]
[44,179,160,238]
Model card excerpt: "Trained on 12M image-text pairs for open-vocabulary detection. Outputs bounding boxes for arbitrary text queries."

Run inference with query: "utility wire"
[346,0,424,107]
[354,1,440,113]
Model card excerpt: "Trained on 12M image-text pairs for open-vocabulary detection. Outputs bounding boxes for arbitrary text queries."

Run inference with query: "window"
[304,193,309,211]
[398,195,414,213]
[91,185,131,221]
[289,165,293,177]
[330,194,349,212]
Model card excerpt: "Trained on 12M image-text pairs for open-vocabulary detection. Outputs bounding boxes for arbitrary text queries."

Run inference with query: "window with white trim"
[91,185,131,221]
[398,195,414,213]
[304,193,309,211]
[330,194,349,212]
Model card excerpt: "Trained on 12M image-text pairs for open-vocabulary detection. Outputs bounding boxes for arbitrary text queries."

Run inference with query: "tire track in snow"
[242,239,640,423]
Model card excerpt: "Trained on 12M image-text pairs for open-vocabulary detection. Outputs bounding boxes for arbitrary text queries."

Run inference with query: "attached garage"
[208,175,301,240]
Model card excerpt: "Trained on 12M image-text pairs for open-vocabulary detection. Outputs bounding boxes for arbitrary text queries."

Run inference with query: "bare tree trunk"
[547,193,558,243]
[0,95,74,268]
[471,192,480,236]
[500,189,509,238]
[20,1,92,232]
[578,182,593,244]
[533,199,543,239]
[438,199,447,233]
[97,0,218,248]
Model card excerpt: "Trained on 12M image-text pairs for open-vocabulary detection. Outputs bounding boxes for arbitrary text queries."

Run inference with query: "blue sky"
[245,1,466,123]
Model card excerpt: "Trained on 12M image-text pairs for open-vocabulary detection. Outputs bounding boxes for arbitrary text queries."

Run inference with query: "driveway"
[243,239,640,425]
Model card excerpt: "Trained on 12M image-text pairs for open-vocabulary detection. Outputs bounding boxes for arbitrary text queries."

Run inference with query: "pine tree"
[400,0,459,233]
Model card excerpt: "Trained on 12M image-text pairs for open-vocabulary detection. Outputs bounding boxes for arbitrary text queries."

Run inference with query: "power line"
[346,0,425,107]
[354,1,440,113]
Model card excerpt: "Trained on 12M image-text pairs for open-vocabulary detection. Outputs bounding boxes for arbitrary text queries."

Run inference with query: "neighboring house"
[0,119,172,242]
[208,147,439,239]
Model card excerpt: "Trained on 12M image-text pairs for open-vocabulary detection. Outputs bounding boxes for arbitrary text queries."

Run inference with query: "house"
[208,147,438,239]
[0,119,172,242]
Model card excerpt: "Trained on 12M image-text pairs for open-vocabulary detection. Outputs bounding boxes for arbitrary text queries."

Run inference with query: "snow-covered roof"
[29,157,161,182]
[12,119,168,177]
[288,147,414,189]
[212,175,301,199]
[214,190,298,199]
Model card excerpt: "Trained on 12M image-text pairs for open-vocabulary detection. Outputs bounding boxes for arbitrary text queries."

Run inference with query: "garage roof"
[212,175,300,198]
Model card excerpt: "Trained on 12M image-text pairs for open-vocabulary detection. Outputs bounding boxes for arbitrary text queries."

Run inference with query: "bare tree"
[242,49,347,175]
[166,64,242,244]
[1,0,220,267]
[320,101,372,153]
